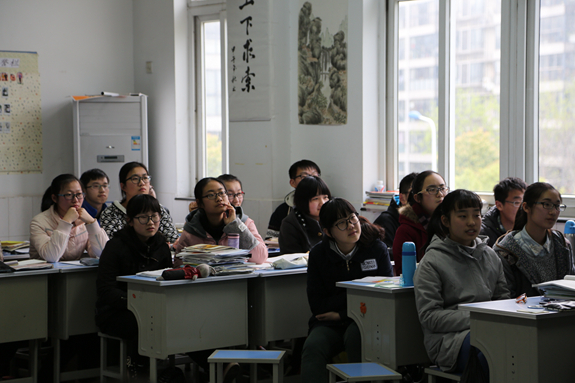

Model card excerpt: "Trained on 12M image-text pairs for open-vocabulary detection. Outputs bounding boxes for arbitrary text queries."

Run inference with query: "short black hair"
[399,172,417,195]
[126,194,161,220]
[293,176,331,215]
[119,162,149,202]
[288,160,321,179]
[80,168,109,189]
[194,177,226,208]
[217,174,243,189]
[493,177,528,203]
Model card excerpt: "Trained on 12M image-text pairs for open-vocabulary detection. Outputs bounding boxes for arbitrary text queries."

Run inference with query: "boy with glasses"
[266,159,321,239]
[481,177,528,246]
[80,168,110,223]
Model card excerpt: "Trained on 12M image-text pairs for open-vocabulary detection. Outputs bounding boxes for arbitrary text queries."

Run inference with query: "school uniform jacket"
[306,239,393,331]
[414,235,509,372]
[374,197,401,251]
[266,190,295,239]
[392,203,428,275]
[100,201,179,243]
[95,226,172,327]
[480,205,506,247]
[173,207,268,264]
[278,208,324,255]
[30,205,108,262]
[494,229,574,297]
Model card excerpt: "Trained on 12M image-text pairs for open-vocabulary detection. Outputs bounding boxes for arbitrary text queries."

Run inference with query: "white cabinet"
[73,95,148,202]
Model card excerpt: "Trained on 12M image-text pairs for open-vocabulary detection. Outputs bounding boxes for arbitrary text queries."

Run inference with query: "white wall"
[0,0,135,240]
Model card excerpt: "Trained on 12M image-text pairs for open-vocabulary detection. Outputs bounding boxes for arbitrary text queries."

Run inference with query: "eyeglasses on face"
[534,201,567,212]
[86,184,109,190]
[58,192,85,201]
[334,213,360,231]
[420,186,449,196]
[226,191,245,200]
[134,214,161,225]
[126,175,152,184]
[293,172,319,180]
[504,200,522,207]
[202,191,228,200]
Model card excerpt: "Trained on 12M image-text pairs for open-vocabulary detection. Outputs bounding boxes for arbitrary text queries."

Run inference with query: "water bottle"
[375,180,385,192]
[228,233,240,249]
[402,242,416,287]
[565,220,575,252]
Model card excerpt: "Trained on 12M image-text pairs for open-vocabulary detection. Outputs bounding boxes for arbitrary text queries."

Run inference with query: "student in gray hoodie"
[414,190,510,377]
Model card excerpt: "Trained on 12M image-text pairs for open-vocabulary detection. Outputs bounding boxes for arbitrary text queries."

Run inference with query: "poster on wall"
[0,51,42,173]
[228,0,272,122]
[298,0,348,125]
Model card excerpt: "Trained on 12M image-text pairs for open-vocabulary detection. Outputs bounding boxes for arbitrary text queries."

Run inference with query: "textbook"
[6,259,53,271]
[1,241,30,253]
[181,244,250,258]
[533,277,575,300]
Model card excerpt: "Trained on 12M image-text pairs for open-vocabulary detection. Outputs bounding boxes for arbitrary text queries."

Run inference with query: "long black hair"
[293,176,331,215]
[407,170,444,206]
[513,182,560,230]
[41,174,80,212]
[319,198,385,248]
[425,189,483,250]
[194,177,227,208]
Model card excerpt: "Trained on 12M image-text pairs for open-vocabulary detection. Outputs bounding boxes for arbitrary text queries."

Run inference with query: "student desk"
[336,281,430,370]
[49,262,100,382]
[248,268,310,346]
[459,296,575,383]
[0,268,60,383]
[118,273,258,383]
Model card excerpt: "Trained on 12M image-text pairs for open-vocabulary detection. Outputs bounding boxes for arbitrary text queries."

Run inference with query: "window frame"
[382,0,575,218]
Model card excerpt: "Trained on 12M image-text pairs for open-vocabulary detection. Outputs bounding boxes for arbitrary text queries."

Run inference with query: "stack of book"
[179,244,250,267]
[362,191,397,211]
[533,276,575,300]
[1,240,30,253]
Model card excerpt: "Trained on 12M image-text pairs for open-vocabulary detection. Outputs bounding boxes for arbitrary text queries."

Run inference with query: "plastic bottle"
[402,242,416,287]
[375,180,385,192]
[228,233,240,249]
[565,220,575,253]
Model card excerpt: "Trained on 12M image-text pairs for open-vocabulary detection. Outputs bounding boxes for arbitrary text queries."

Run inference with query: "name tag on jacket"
[361,259,377,271]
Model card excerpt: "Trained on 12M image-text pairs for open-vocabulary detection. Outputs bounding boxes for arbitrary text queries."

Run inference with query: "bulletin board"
[0,51,42,174]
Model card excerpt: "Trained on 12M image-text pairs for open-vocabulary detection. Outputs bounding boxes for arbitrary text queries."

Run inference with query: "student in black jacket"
[95,194,172,340]
[301,198,393,383]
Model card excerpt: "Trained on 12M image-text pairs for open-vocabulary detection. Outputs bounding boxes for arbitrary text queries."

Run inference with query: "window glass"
[539,0,575,195]
[398,0,439,181]
[453,0,500,191]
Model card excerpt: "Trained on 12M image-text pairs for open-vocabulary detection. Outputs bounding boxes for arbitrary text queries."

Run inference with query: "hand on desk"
[316,312,340,321]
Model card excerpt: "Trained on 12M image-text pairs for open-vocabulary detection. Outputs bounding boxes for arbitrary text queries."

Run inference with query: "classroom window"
[539,0,575,195]
[195,15,228,179]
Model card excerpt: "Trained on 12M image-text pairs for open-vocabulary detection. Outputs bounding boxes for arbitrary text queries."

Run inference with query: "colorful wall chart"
[0,51,42,173]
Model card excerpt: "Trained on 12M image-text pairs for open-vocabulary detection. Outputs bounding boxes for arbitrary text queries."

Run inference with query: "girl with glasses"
[393,170,447,275]
[301,198,393,383]
[494,182,574,297]
[30,174,108,262]
[96,194,173,370]
[173,177,267,264]
[100,161,179,243]
[279,176,331,255]
[414,190,509,377]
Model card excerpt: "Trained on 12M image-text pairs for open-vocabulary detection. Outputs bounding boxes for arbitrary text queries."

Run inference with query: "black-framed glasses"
[226,191,245,200]
[504,200,522,207]
[202,191,227,200]
[420,186,449,196]
[534,201,567,212]
[293,172,319,180]
[57,192,84,201]
[334,213,360,231]
[126,175,152,184]
[86,183,109,190]
[134,214,161,225]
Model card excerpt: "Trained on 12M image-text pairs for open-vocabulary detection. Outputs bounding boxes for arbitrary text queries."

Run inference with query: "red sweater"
[392,203,429,275]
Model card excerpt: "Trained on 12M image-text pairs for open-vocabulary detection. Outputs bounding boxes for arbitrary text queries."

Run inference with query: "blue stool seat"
[208,349,286,383]
[424,366,461,382]
[327,363,402,382]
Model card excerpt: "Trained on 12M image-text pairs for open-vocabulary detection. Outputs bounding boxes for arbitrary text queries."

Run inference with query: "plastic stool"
[424,366,461,382]
[98,332,128,382]
[327,363,402,382]
[208,349,286,383]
